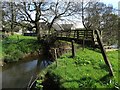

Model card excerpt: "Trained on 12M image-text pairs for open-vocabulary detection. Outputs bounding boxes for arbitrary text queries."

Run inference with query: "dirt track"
[105,49,118,52]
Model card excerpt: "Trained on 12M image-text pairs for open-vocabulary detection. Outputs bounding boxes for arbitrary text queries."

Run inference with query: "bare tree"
[2,2,17,34]
[15,0,80,40]
[81,0,98,30]
[16,2,43,39]
[83,1,118,45]
[45,0,79,32]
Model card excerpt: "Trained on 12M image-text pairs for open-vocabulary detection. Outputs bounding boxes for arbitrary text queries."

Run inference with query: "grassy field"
[37,47,119,89]
[2,35,40,62]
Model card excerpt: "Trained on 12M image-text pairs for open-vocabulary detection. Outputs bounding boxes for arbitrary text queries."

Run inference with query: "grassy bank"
[37,48,119,89]
[2,35,40,62]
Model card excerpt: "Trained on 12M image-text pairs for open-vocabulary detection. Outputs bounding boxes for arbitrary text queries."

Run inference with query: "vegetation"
[2,1,80,40]
[82,2,118,45]
[37,48,119,89]
[2,1,118,43]
[1,0,119,89]
[2,35,40,62]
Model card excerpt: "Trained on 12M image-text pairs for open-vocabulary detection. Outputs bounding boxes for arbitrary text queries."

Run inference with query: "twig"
[27,76,33,90]
[29,75,39,88]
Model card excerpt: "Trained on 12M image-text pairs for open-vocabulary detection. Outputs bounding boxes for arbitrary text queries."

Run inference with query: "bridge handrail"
[43,29,97,42]
[55,30,94,39]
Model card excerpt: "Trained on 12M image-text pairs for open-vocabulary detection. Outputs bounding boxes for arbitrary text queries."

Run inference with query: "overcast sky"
[100,0,119,9]
[2,0,119,9]
[23,0,120,28]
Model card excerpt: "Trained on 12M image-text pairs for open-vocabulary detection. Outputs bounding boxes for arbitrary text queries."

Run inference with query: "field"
[37,47,120,89]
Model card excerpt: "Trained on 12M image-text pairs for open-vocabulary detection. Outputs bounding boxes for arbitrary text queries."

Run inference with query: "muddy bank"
[49,41,72,60]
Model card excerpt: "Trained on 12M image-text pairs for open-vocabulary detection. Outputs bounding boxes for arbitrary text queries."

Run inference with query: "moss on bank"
[2,35,40,62]
[37,48,119,89]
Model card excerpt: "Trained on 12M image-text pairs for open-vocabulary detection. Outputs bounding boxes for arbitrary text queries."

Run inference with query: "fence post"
[71,40,75,58]
[82,38,85,50]
[54,48,57,60]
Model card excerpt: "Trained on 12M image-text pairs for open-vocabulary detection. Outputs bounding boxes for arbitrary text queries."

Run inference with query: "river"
[0,55,52,89]
[0,41,71,89]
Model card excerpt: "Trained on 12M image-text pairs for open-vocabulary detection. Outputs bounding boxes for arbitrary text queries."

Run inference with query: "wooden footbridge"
[42,29,113,76]
[45,30,95,46]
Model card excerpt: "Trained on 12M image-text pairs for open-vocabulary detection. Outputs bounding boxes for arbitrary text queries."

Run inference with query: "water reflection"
[1,58,52,88]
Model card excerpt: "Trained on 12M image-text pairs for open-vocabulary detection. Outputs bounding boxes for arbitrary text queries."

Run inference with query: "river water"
[0,42,70,89]
[0,56,51,89]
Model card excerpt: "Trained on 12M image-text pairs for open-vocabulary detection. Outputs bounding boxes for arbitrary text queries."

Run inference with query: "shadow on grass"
[86,47,101,53]
[99,74,120,89]
[42,72,60,90]
[41,72,120,90]
[99,74,113,84]
[99,64,110,72]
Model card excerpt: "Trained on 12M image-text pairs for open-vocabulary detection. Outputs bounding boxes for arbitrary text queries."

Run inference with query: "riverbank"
[36,47,119,89]
[1,35,40,64]
[1,36,72,66]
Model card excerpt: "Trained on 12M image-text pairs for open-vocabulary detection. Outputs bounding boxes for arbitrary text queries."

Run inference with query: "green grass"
[2,35,40,62]
[37,48,119,89]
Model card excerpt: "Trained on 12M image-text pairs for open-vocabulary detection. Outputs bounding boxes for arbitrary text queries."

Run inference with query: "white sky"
[100,0,119,9]
[29,0,120,28]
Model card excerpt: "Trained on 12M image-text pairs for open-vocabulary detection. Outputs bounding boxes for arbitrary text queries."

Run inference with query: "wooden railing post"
[60,31,62,37]
[73,31,76,38]
[77,30,79,39]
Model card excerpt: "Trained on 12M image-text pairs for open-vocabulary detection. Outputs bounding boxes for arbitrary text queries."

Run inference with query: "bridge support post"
[82,38,85,50]
[71,40,75,58]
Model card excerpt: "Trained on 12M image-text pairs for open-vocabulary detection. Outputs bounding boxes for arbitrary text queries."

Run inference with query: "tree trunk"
[35,22,41,40]
[11,2,15,35]
[11,22,14,35]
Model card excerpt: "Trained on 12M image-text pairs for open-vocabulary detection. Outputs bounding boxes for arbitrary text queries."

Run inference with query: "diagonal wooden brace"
[95,30,114,76]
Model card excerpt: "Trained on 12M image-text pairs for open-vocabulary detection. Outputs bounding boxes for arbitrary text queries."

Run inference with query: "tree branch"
[23,2,34,22]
